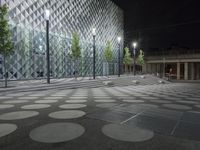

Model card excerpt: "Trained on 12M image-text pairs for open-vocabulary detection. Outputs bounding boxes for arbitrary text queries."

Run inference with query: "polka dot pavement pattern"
[0,83,200,150]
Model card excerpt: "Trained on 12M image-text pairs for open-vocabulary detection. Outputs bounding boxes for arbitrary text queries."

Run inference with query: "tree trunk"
[74,59,77,79]
[125,64,127,74]
[113,62,114,75]
[107,62,109,77]
[3,55,8,88]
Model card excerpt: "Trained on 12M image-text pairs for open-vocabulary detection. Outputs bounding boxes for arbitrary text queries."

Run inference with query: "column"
[177,62,180,80]
[184,62,188,80]
[191,62,195,80]
[152,64,156,74]
[196,63,200,80]
[147,64,151,74]
[157,64,160,74]
[142,63,147,74]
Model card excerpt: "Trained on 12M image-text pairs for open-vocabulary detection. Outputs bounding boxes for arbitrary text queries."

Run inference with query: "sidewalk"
[0,76,117,92]
[0,75,169,93]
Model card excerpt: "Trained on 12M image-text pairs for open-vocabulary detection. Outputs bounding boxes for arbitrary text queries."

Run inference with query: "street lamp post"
[45,9,50,84]
[133,42,137,76]
[117,37,121,77]
[92,28,96,80]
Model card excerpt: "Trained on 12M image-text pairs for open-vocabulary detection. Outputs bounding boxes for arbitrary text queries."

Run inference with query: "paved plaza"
[0,80,200,150]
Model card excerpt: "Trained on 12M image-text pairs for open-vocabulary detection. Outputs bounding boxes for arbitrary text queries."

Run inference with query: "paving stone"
[112,104,145,114]
[125,114,177,135]
[96,103,118,108]
[87,110,133,124]
[163,104,192,110]
[143,108,183,120]
[174,121,200,141]
[181,112,200,124]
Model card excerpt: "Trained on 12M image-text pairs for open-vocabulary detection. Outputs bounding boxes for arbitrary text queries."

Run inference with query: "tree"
[137,49,145,72]
[0,4,14,87]
[123,47,132,73]
[70,32,81,79]
[104,41,113,76]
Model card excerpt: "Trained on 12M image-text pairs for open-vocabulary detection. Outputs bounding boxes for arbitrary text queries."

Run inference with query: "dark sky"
[112,0,200,51]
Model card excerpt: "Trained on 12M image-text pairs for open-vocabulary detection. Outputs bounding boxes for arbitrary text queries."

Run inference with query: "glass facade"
[0,0,124,80]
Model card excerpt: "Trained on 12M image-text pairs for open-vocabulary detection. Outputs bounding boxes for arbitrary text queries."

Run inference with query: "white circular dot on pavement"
[18,97,38,100]
[94,100,116,103]
[149,100,172,104]
[21,104,51,110]
[44,97,63,100]
[176,100,198,104]
[49,110,86,119]
[66,100,87,103]
[102,124,154,142]
[50,94,66,97]
[0,97,13,99]
[0,124,17,138]
[188,111,200,114]
[28,94,46,97]
[195,105,200,108]
[96,103,118,108]
[123,100,144,103]
[94,97,112,99]
[0,105,14,109]
[35,100,58,104]
[7,94,25,96]
[3,100,29,104]
[59,104,86,109]
[29,123,85,143]
[70,97,88,99]
[163,104,192,110]
[0,111,39,120]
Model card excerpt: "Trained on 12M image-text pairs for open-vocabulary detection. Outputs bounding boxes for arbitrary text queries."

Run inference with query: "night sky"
[112,0,200,51]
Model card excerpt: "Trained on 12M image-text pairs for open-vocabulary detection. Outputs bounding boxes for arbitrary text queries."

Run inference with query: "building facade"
[143,49,200,80]
[0,0,124,80]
